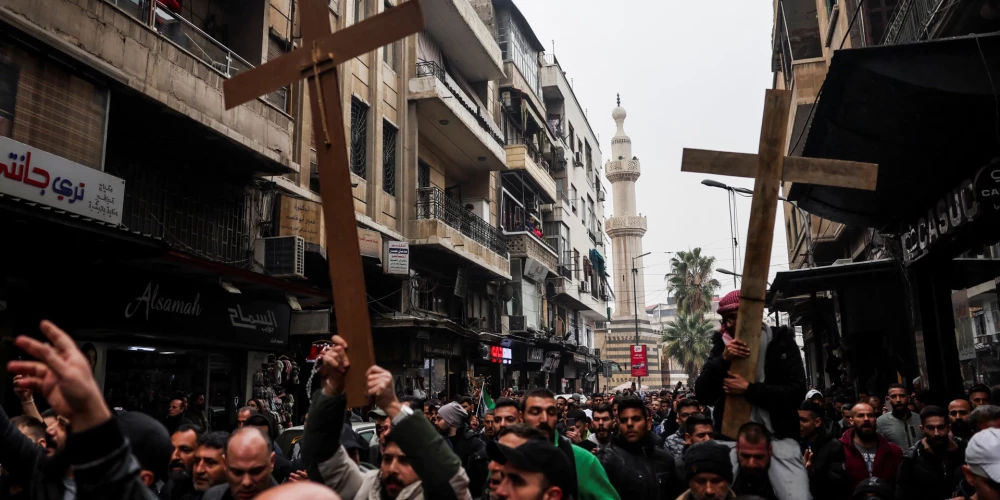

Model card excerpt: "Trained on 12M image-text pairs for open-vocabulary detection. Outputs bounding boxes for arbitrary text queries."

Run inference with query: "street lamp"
[632,251,651,390]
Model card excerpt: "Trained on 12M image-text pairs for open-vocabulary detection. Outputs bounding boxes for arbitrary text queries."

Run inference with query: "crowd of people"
[3,291,1000,499]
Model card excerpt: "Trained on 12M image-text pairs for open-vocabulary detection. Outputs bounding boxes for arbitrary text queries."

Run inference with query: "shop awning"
[789,32,1000,229]
[589,249,608,277]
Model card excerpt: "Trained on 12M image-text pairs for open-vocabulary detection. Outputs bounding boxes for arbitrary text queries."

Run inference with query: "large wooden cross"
[223,0,425,406]
[680,89,878,438]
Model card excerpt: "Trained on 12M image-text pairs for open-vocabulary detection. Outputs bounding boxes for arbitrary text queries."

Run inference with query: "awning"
[789,32,1000,229]
[589,249,608,277]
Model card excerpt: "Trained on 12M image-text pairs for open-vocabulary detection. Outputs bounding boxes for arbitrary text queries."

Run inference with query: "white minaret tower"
[606,95,649,321]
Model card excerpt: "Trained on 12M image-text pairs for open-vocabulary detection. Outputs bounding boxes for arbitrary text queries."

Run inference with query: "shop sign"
[0,136,125,224]
[527,347,544,363]
[490,345,512,364]
[386,241,410,275]
[631,345,648,377]
[358,228,382,259]
[277,195,323,246]
[424,342,460,357]
[572,353,586,364]
[900,166,989,261]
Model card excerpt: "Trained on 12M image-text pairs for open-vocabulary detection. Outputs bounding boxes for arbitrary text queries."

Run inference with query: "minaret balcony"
[606,159,641,182]
[605,216,647,237]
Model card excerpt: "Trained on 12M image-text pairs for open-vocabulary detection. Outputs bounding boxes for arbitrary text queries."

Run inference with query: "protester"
[564,409,595,452]
[683,414,714,448]
[867,396,884,417]
[677,441,736,500]
[193,432,230,494]
[961,428,1000,500]
[422,400,441,421]
[831,403,854,440]
[806,389,824,406]
[165,397,195,436]
[949,399,973,426]
[301,335,473,499]
[895,405,966,499]
[694,290,809,499]
[435,401,488,494]
[876,383,922,450]
[731,422,778,499]
[837,402,902,493]
[588,404,615,448]
[483,410,496,441]
[596,397,679,498]
[520,388,620,500]
[969,384,993,409]
[797,401,844,500]
[236,407,256,428]
[665,398,702,459]
[492,398,522,433]
[170,424,203,474]
[487,428,573,500]
[187,392,211,433]
[202,427,276,500]
[968,404,1000,434]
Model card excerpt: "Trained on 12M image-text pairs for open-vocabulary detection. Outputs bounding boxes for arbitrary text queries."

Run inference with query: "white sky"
[517,0,789,308]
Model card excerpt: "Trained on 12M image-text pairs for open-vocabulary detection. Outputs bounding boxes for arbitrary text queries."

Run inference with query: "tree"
[662,313,717,381]
[665,248,721,316]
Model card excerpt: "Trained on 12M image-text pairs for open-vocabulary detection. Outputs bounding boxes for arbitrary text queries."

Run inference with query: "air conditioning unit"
[540,203,554,213]
[579,280,591,293]
[254,236,306,278]
[597,191,606,202]
[528,199,540,213]
[509,315,527,333]
[573,152,583,167]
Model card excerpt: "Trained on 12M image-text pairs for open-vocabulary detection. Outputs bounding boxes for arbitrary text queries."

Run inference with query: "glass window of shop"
[103,346,238,431]
[949,243,1000,389]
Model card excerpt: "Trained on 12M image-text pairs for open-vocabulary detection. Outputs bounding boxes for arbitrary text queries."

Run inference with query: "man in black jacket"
[797,401,844,500]
[597,397,681,499]
[896,406,967,500]
[695,290,809,500]
[434,402,488,495]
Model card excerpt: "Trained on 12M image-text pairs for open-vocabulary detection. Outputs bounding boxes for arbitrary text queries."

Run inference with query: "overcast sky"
[517,0,788,308]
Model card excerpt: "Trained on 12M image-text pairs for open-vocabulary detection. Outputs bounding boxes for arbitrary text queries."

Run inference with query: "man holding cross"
[694,289,808,499]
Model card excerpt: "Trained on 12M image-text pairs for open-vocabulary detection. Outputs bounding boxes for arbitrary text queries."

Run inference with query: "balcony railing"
[507,137,549,172]
[416,187,508,256]
[882,0,943,45]
[103,0,288,110]
[415,60,504,146]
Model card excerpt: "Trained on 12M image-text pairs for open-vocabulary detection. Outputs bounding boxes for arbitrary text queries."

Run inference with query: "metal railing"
[506,137,548,172]
[415,60,504,146]
[882,0,944,45]
[416,187,508,256]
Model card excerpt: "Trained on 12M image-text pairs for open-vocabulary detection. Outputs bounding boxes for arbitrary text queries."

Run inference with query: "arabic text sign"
[386,241,409,275]
[631,344,648,377]
[0,136,125,224]
[277,195,324,246]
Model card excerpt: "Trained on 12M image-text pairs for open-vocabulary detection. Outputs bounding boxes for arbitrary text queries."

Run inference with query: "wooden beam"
[722,89,793,439]
[680,148,878,191]
[223,0,425,110]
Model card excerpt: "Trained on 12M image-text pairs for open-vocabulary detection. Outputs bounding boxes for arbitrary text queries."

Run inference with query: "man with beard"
[797,402,845,500]
[482,410,496,442]
[434,402,488,495]
[665,399,701,460]
[597,397,679,499]
[876,383,923,450]
[483,425,550,500]
[948,399,974,441]
[837,402,902,493]
[193,432,229,495]
[895,406,967,499]
[520,388,620,500]
[588,404,615,448]
[591,394,605,407]
[302,335,474,499]
[161,424,202,500]
[731,423,777,499]
[493,399,522,433]
[677,441,736,500]
[970,384,993,409]
[489,430,573,500]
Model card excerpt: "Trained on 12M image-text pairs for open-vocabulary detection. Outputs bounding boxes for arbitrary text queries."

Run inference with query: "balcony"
[540,54,564,101]
[501,61,545,118]
[507,232,558,277]
[547,276,607,319]
[4,0,296,173]
[505,139,557,202]
[420,0,504,82]
[410,61,506,172]
[412,187,510,278]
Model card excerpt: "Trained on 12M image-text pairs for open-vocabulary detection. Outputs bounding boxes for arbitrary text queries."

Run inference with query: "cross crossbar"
[681,149,878,191]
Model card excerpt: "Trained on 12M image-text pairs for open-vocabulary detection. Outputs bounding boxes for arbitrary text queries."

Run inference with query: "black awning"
[767,259,899,307]
[789,32,1000,229]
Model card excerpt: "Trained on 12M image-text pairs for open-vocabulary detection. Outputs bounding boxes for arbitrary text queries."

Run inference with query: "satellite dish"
[500,283,515,302]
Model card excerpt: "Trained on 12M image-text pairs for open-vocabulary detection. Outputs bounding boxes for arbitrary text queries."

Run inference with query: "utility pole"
[632,251,651,390]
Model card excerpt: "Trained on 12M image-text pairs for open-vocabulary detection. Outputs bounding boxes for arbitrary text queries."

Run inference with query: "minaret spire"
[616,93,620,107]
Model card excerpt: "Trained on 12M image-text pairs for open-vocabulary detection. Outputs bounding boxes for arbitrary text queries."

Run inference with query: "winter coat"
[597,432,681,499]
[895,440,966,500]
[800,428,850,500]
[0,405,157,500]
[302,390,471,500]
[695,325,807,439]
[448,425,488,496]
[552,430,622,500]
[839,428,903,493]
[201,477,278,500]
[876,412,923,451]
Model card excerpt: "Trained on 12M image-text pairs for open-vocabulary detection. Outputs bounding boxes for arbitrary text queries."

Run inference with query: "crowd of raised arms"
[2,292,1000,499]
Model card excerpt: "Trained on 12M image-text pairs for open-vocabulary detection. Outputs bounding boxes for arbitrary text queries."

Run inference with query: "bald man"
[202,427,277,500]
[256,482,341,500]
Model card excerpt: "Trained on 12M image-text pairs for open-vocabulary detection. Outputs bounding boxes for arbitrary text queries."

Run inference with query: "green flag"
[483,388,495,410]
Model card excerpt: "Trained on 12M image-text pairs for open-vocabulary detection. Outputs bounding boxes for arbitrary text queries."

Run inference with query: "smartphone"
[567,417,576,427]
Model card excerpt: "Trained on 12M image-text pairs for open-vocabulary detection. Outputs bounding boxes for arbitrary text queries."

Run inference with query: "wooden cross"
[223,0,425,406]
[680,89,878,438]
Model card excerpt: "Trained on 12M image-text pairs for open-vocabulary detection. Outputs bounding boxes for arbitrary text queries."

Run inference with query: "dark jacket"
[449,424,488,496]
[732,470,777,500]
[0,406,156,500]
[695,325,806,439]
[839,428,903,493]
[597,432,680,499]
[163,414,194,436]
[895,440,966,500]
[800,428,850,500]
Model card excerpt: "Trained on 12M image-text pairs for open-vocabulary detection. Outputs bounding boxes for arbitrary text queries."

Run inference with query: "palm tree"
[665,248,721,316]
[661,313,717,381]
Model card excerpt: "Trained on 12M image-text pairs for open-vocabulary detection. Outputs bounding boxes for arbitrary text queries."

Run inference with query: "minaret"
[606,95,649,321]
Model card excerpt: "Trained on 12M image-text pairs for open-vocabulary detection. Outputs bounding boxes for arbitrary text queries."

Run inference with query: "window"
[382,1,400,71]
[350,98,368,178]
[497,10,540,97]
[417,159,430,188]
[568,123,575,151]
[382,120,397,195]
[354,0,368,24]
[0,62,15,138]
[569,185,577,212]
[265,35,290,111]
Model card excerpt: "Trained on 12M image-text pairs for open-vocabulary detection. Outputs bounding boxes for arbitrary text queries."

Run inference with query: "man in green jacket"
[521,388,621,500]
[301,335,471,500]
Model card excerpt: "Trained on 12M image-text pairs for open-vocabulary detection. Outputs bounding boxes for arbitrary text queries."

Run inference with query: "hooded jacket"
[799,427,849,500]
[448,424,488,496]
[695,325,806,439]
[302,390,471,500]
[838,428,903,493]
[597,432,681,499]
[895,439,966,500]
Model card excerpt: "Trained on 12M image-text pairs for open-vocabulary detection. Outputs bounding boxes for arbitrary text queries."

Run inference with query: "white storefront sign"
[0,136,125,224]
[385,241,410,275]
